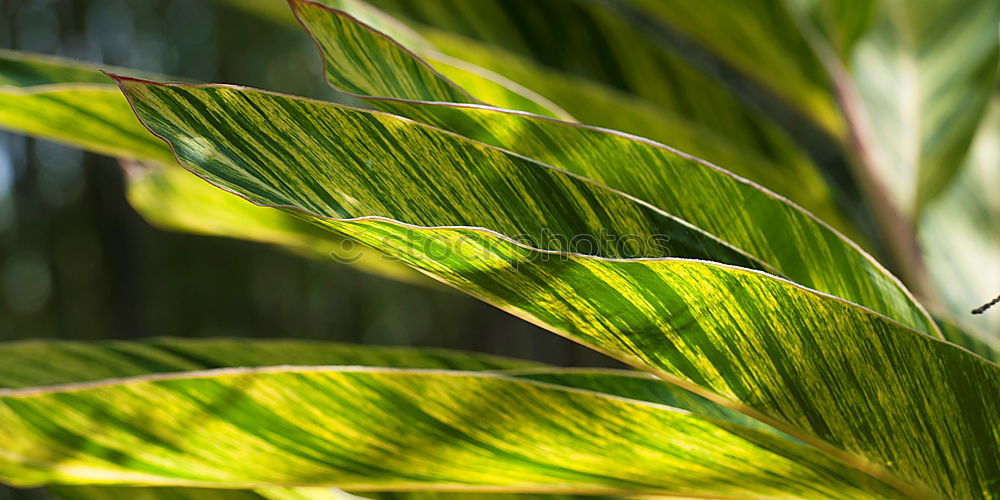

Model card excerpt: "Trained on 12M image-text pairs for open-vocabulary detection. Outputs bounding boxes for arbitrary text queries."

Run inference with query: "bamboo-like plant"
[0,0,998,498]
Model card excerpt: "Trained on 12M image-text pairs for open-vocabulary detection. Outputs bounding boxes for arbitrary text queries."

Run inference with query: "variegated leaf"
[0,367,902,498]
[287,1,936,337]
[114,77,1000,498]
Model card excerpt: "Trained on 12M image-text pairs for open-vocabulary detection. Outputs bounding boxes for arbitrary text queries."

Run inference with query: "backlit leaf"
[114,77,1000,498]
[0,367,903,498]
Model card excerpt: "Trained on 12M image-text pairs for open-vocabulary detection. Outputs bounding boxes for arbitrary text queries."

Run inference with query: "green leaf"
[0,50,427,284]
[361,0,1000,217]
[50,485,280,500]
[937,319,1000,365]
[3,338,824,495]
[0,49,174,163]
[123,160,431,285]
[13,340,744,499]
[51,486,617,500]
[417,30,838,218]
[115,78,1000,498]
[291,1,569,119]
[0,338,538,389]
[115,79,765,269]
[0,367,903,498]
[288,1,935,338]
[348,0,837,141]
[294,0,850,234]
[0,336,778,439]
[353,494,618,500]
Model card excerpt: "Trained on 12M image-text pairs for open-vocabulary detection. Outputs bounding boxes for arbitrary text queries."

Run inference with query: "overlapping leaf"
[5,340,738,499]
[0,366,903,498]
[349,0,835,144]
[55,487,604,500]
[54,486,568,500]
[0,49,174,163]
[116,79,764,269]
[123,160,429,285]
[7,339,861,497]
[0,50,424,283]
[0,337,778,436]
[114,78,1000,498]
[261,2,938,337]
[0,338,537,389]
[288,0,568,119]
[295,0,849,231]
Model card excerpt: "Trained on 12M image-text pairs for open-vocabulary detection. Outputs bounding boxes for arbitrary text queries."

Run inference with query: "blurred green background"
[0,0,617,379]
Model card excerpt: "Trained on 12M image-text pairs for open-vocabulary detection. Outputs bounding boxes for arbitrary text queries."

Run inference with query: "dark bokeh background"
[0,0,618,372]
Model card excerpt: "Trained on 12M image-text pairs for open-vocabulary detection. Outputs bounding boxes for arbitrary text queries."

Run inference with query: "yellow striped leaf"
[0,50,423,284]
[290,0,568,119]
[293,0,851,236]
[0,49,174,163]
[115,79,763,269]
[0,338,538,389]
[13,340,747,499]
[124,161,430,285]
[287,1,935,337]
[0,337,780,438]
[0,367,904,498]
[112,77,1000,498]
[53,487,608,500]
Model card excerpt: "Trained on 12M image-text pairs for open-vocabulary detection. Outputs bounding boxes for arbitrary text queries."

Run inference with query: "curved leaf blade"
[10,339,783,498]
[293,0,850,235]
[113,77,763,270]
[0,338,538,390]
[124,161,430,285]
[289,1,568,119]
[0,49,173,163]
[0,337,773,440]
[0,50,426,284]
[115,78,1000,498]
[0,367,902,498]
[51,485,613,500]
[288,1,935,335]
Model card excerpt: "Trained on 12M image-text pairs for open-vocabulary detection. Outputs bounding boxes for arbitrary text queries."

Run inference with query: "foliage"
[0,0,998,498]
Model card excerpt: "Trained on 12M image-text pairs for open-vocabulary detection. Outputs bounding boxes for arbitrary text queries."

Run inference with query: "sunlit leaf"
[0,367,903,498]
[0,49,174,163]
[0,338,537,389]
[294,0,851,234]
[290,1,567,119]
[288,2,935,337]
[20,341,731,500]
[123,160,430,285]
[115,77,1000,498]
[0,50,424,284]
